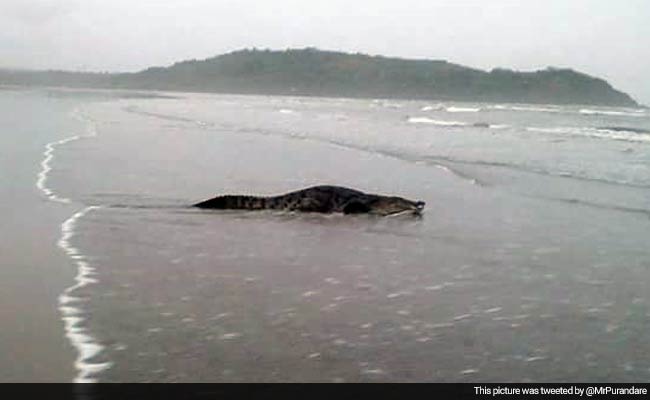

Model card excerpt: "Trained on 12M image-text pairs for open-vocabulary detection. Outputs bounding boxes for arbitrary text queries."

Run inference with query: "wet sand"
[0,201,77,382]
[0,91,80,382]
[0,89,187,382]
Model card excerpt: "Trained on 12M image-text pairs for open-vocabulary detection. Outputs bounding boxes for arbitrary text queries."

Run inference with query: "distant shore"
[0,48,640,107]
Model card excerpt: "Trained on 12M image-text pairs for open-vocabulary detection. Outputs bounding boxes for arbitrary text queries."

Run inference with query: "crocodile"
[193,185,425,216]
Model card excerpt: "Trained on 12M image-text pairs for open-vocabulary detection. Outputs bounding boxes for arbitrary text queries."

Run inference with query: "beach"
[1,88,649,382]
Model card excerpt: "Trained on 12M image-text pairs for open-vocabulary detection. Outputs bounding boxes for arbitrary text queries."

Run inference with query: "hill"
[0,48,639,106]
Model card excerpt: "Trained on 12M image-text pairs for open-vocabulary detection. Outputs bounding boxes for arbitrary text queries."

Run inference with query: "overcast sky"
[2,0,649,105]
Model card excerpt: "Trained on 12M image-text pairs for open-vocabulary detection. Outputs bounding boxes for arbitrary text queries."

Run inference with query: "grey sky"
[2,0,649,105]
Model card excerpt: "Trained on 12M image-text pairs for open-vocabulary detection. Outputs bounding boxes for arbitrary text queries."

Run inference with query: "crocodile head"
[343,195,425,216]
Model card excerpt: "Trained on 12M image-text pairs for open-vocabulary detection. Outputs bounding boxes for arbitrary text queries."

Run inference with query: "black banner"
[1,383,648,400]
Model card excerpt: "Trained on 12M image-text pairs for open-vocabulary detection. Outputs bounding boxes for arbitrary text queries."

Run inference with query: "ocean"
[1,87,649,382]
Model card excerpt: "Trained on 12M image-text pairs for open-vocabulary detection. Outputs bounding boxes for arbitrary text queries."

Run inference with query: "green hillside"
[0,48,639,106]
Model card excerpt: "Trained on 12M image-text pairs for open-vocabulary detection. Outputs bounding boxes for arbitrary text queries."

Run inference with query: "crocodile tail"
[194,195,266,209]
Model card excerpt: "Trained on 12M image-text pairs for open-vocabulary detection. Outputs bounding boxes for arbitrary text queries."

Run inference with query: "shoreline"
[42,109,111,382]
[0,92,81,382]
[1,84,645,111]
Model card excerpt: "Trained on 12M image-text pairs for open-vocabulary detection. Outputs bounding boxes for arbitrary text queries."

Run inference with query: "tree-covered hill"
[0,48,639,106]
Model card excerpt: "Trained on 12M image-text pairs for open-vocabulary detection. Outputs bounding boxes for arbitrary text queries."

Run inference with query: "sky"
[1,0,649,105]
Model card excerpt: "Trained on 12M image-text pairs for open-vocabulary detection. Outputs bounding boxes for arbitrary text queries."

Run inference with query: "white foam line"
[36,107,111,383]
[580,108,646,118]
[58,206,111,383]
[421,105,444,111]
[526,126,650,143]
[37,136,79,204]
[407,116,468,126]
[446,106,481,113]
[489,124,510,129]
[37,109,98,204]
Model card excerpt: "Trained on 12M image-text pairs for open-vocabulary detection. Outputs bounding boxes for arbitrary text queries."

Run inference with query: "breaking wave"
[420,104,444,111]
[489,105,561,113]
[445,106,481,113]
[580,109,647,118]
[489,105,647,118]
[407,117,508,129]
[526,126,650,143]
[408,117,468,127]
[598,126,650,134]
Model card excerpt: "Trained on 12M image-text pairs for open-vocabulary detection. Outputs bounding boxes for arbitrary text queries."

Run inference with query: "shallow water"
[2,89,650,382]
[0,89,89,381]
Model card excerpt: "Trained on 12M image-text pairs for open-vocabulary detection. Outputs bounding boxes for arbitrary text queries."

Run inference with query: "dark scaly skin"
[193,185,425,216]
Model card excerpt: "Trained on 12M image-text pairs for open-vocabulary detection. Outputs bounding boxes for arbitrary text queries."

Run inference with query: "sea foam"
[526,126,650,143]
[446,106,481,113]
[580,109,647,118]
[490,105,560,113]
[407,117,468,127]
[58,206,111,382]
[37,107,111,383]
